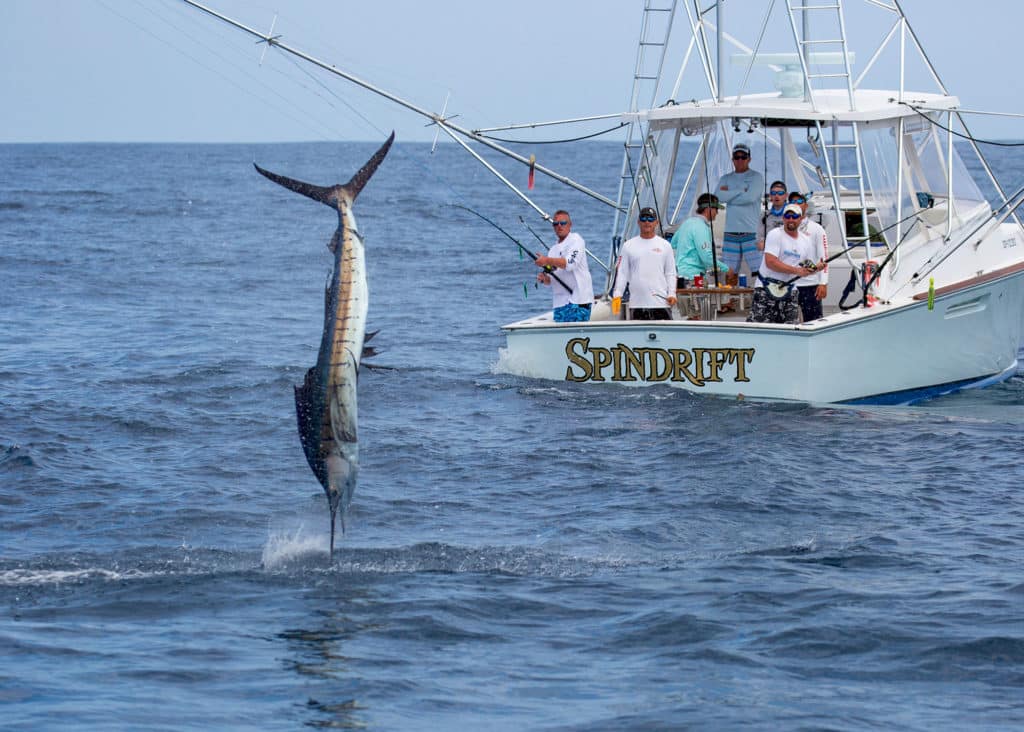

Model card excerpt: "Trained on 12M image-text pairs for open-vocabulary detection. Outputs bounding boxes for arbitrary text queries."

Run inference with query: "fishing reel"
[798,259,819,272]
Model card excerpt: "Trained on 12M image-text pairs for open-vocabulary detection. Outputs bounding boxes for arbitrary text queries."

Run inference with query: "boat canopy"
[617,86,990,288]
[632,90,962,128]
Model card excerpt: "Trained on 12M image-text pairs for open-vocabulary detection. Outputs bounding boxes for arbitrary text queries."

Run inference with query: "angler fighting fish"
[254,133,394,557]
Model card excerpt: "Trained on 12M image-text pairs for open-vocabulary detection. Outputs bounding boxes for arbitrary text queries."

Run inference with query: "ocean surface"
[2,140,1023,731]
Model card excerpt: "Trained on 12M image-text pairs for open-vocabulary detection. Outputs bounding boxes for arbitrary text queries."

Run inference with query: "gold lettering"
[669,348,703,386]
[590,346,612,382]
[703,349,729,383]
[564,338,593,382]
[729,348,755,382]
[612,343,645,382]
[564,341,755,386]
[638,348,672,382]
[691,348,708,386]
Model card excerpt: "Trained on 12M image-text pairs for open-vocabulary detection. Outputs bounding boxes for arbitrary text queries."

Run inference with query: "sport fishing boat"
[182,0,1024,404]
[495,0,1024,404]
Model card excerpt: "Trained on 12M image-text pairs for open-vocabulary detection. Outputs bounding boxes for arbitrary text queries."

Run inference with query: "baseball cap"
[696,193,725,211]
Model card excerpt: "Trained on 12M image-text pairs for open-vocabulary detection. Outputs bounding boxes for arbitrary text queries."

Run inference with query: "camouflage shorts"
[746,287,799,324]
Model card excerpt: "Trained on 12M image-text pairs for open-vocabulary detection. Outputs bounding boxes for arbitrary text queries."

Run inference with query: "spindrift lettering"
[564,337,754,385]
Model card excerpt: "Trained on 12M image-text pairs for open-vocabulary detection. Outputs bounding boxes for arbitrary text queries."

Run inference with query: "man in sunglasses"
[534,209,594,322]
[716,141,765,283]
[612,207,677,320]
[787,192,829,321]
[748,204,823,324]
[759,180,789,250]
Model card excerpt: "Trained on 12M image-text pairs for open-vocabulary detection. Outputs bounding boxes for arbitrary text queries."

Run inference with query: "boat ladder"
[612,0,678,246]
[784,0,872,252]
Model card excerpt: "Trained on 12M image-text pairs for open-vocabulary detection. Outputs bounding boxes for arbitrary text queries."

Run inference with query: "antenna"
[430,92,451,155]
[257,14,279,67]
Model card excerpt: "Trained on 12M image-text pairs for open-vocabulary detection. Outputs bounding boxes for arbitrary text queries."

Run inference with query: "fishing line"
[899,102,1024,147]
[143,0,602,297]
[113,0,338,142]
[477,123,629,145]
[700,116,722,286]
[452,205,575,295]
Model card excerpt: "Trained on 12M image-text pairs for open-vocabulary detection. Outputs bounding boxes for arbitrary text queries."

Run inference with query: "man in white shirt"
[747,204,823,324]
[788,192,829,322]
[534,209,594,322]
[612,207,677,320]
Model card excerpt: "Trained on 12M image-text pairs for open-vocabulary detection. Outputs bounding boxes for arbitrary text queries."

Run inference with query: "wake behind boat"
[180,0,1024,405]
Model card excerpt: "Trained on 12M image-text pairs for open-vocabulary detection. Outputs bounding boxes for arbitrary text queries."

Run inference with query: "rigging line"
[859,217,923,304]
[638,134,666,239]
[899,102,1024,147]
[273,40,517,229]
[701,117,722,287]
[107,0,336,142]
[476,123,629,145]
[279,52,388,140]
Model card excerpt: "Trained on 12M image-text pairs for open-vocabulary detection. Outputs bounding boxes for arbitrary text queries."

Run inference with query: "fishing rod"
[518,216,612,274]
[773,201,951,289]
[452,204,574,295]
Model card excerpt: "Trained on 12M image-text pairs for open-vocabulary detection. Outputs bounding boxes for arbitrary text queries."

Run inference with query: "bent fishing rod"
[452,204,574,295]
[775,202,951,289]
[518,215,611,274]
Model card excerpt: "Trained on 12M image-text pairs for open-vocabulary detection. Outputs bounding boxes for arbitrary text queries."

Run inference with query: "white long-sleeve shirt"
[613,235,676,308]
[545,231,594,307]
[796,218,828,286]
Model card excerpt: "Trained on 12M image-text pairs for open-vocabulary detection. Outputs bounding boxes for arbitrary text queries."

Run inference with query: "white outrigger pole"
[179,0,625,226]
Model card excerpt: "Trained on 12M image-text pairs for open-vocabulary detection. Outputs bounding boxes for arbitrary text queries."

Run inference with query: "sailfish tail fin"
[254,131,394,206]
[344,132,395,199]
[253,163,337,206]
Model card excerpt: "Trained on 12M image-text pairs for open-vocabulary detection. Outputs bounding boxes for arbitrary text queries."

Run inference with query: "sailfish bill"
[255,133,395,557]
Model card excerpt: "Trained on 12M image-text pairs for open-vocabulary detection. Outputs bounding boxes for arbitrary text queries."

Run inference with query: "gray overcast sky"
[3,0,1023,143]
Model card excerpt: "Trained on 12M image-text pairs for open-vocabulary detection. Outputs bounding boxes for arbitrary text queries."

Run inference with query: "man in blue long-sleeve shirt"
[716,142,764,281]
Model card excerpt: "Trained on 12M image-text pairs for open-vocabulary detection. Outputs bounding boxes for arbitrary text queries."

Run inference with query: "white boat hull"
[498,268,1024,404]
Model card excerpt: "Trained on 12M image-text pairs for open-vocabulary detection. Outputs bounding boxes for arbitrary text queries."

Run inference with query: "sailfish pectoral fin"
[294,369,328,488]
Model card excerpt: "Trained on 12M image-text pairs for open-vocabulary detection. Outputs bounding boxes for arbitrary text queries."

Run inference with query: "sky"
[3,0,1023,144]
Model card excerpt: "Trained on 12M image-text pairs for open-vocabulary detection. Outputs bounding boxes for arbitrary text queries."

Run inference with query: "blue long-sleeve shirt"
[716,169,764,232]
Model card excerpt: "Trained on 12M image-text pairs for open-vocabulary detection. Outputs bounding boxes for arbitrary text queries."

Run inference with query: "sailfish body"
[255,133,394,556]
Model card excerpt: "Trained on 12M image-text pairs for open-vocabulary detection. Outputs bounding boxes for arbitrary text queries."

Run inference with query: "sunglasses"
[732,154,749,160]
[770,190,787,195]
[790,197,806,204]
[638,216,657,223]
[783,212,802,220]
[552,220,569,226]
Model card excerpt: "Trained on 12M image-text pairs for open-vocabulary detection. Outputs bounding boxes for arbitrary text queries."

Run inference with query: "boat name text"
[564,338,754,385]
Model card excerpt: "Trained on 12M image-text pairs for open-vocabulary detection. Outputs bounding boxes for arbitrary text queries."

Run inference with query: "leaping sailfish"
[255,133,394,557]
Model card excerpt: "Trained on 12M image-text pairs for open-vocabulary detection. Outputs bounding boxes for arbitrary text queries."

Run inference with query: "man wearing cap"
[534,209,595,322]
[670,193,729,318]
[759,180,789,248]
[612,207,677,320]
[787,192,829,322]
[716,141,765,282]
[747,204,823,324]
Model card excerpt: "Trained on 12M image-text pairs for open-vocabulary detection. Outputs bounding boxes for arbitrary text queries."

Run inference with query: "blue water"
[2,141,1024,730]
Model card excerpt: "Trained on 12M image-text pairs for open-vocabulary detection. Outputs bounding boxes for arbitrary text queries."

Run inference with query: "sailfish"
[254,133,394,557]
